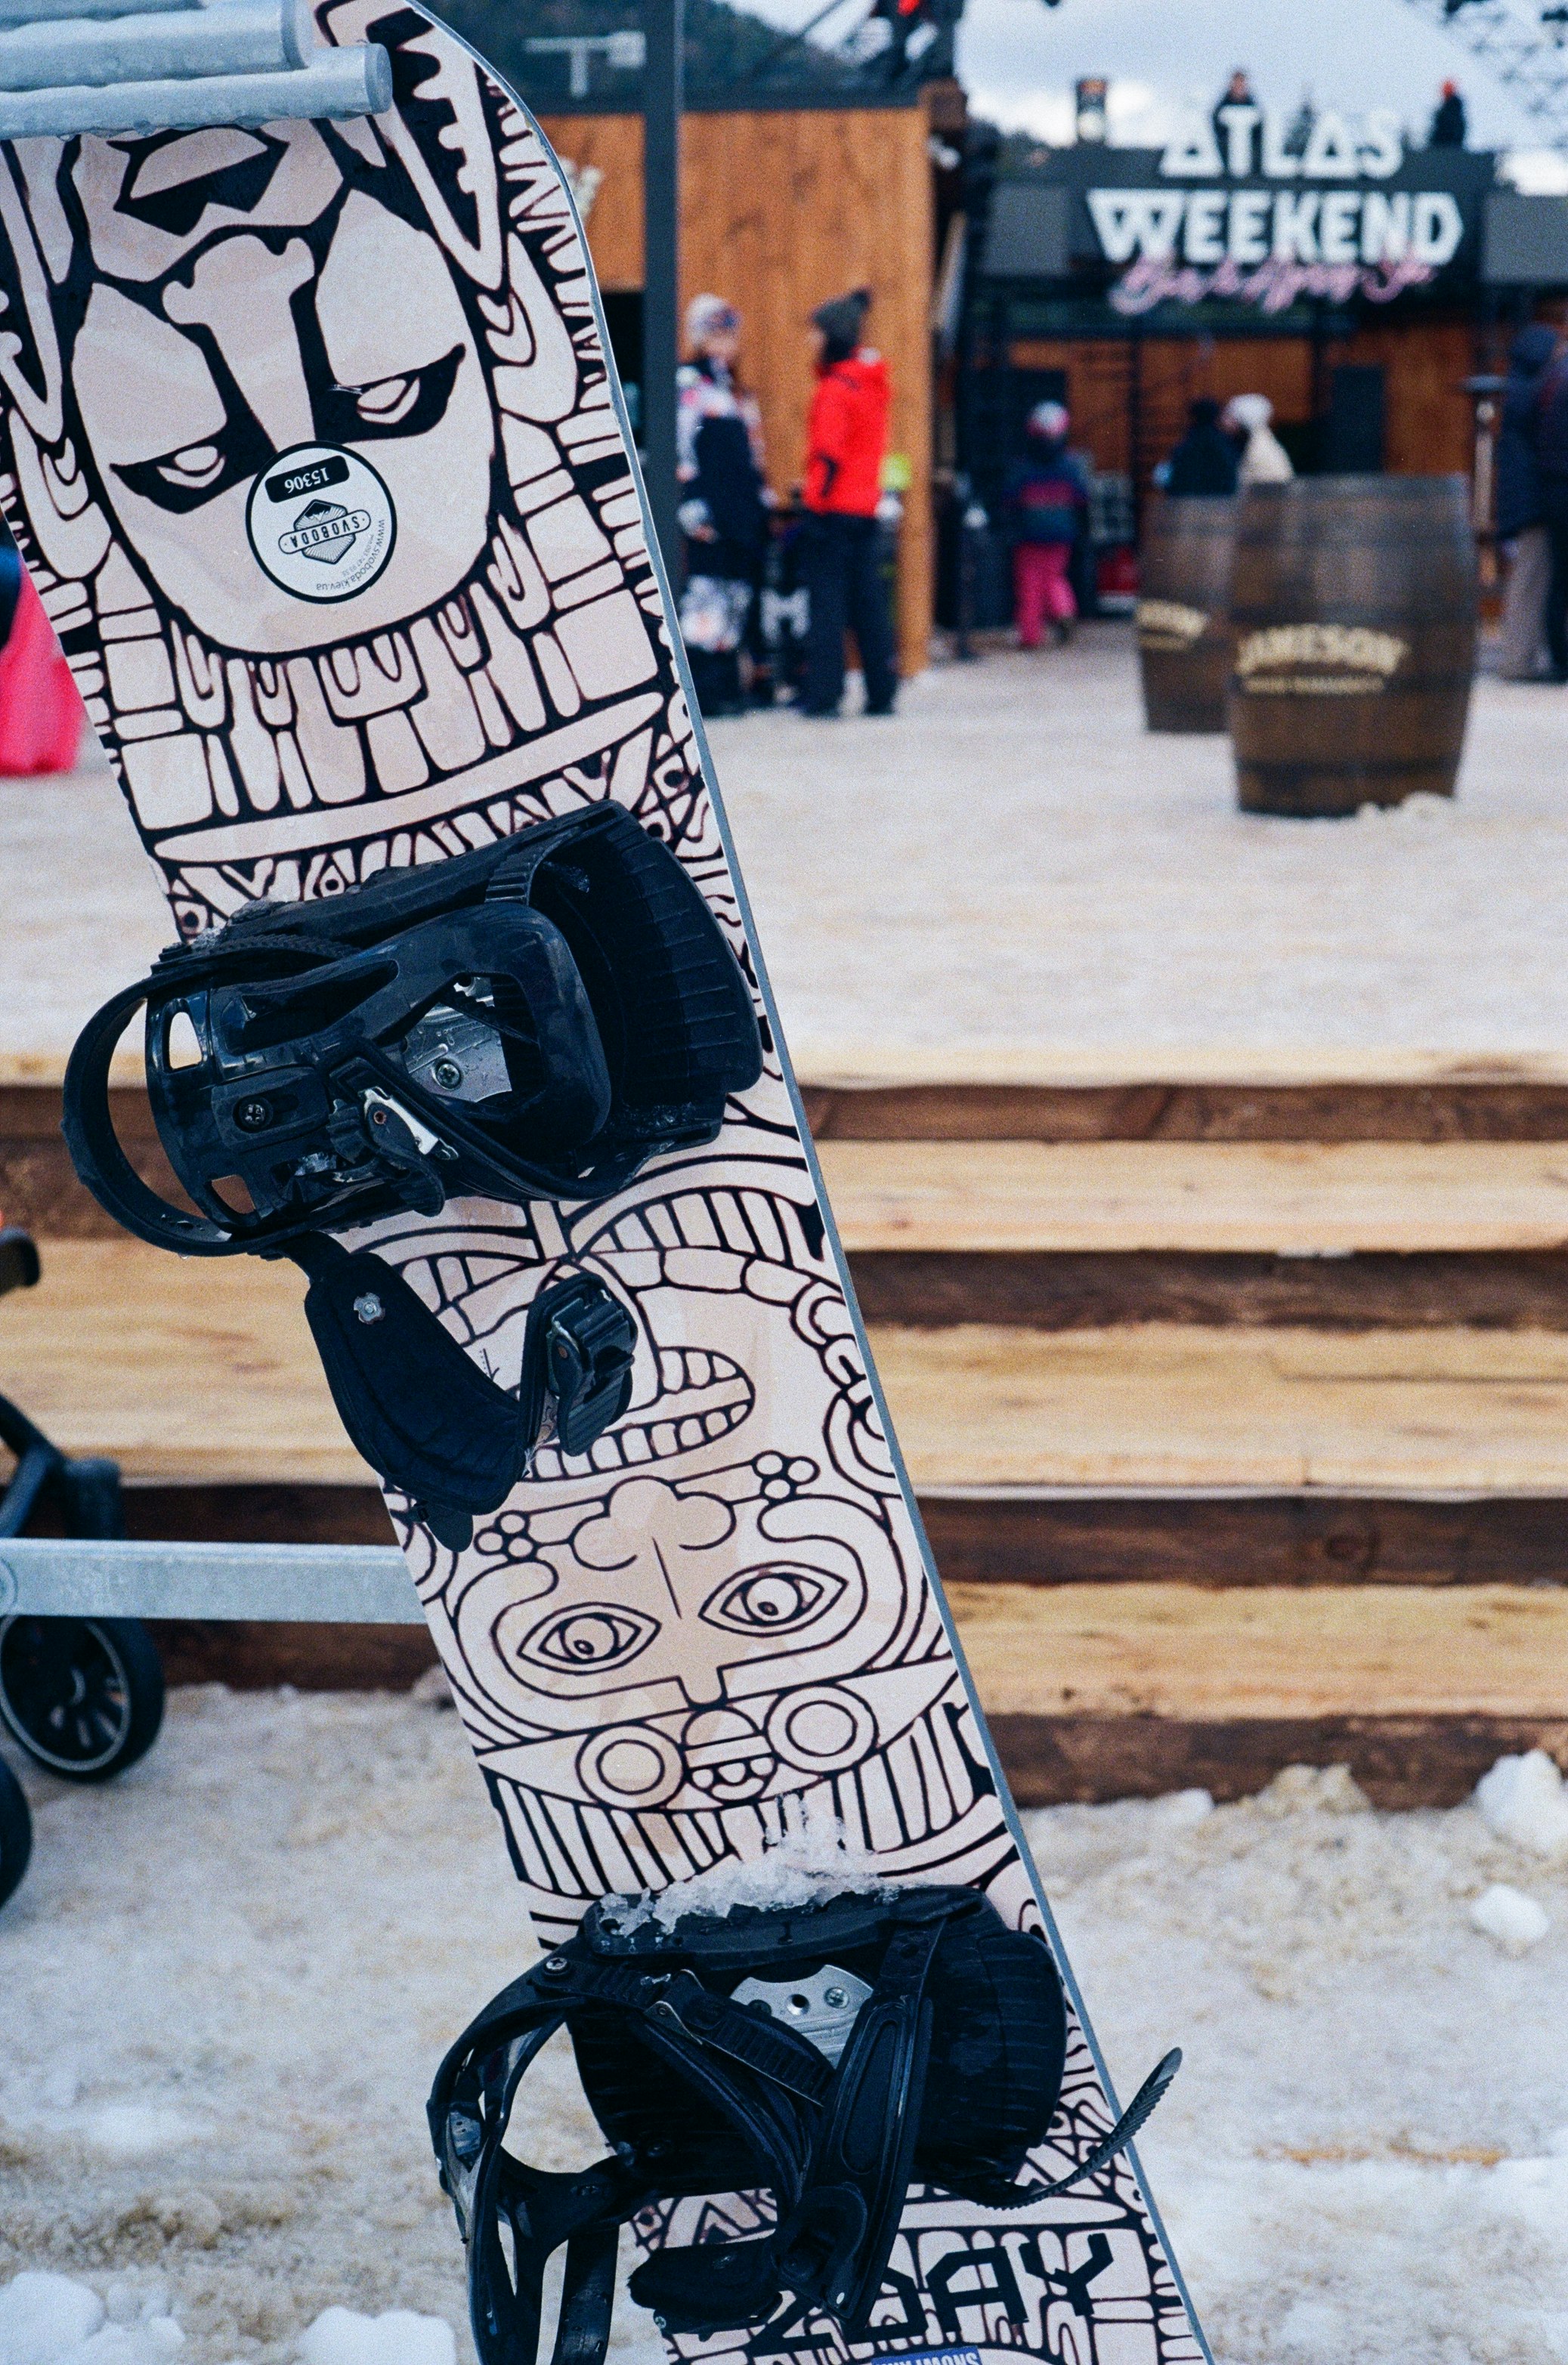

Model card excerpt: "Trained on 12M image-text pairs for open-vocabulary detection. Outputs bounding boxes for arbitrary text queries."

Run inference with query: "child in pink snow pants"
[1004,401,1089,649]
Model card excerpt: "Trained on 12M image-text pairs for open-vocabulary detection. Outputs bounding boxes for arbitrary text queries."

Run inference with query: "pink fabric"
[1013,542,1077,649]
[0,567,84,775]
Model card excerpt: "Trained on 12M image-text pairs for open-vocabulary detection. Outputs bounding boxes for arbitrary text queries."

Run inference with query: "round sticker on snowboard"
[245,444,397,603]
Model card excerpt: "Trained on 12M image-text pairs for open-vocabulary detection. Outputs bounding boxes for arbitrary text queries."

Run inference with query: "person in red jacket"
[799,288,898,718]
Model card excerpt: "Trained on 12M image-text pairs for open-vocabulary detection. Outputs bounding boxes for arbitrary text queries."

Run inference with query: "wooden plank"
[849,1250,1568,1331]
[818,1140,1568,1253]
[100,1483,1568,1593]
[871,1322,1568,1493]
[950,1580,1568,1720]
[795,1046,1568,1090]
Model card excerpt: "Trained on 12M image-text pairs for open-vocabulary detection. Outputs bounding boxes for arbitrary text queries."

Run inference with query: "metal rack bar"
[0,1538,419,1623]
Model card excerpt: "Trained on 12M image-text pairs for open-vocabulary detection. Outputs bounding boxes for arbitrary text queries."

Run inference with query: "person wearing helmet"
[1003,400,1090,650]
[676,295,771,719]
[1224,394,1294,486]
[798,288,898,717]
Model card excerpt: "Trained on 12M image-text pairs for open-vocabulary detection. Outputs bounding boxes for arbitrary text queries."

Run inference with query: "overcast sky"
[731,0,1568,177]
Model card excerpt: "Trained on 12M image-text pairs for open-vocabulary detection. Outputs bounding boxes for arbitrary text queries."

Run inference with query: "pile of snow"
[295,2309,453,2365]
[1471,1884,1551,1954]
[0,2273,182,2365]
[599,1820,892,1936]
[1474,1748,1568,1860]
[0,2281,456,2365]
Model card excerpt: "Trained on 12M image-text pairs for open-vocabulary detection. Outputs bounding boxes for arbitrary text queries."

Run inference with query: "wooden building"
[540,106,936,676]
[961,106,1568,561]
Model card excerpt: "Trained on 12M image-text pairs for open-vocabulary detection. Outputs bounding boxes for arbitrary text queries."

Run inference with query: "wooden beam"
[950,1580,1568,1720]
[920,1491,1568,1588]
[16,1247,1568,1497]
[801,1080,1568,1145]
[991,1713,1568,1812]
[849,1250,1568,1331]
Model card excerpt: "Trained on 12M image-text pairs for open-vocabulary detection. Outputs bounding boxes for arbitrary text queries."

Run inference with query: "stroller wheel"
[0,1754,31,1906]
[0,1616,164,1782]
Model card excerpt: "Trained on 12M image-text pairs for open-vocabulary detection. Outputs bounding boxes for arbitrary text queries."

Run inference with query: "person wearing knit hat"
[798,287,897,718]
[676,295,770,718]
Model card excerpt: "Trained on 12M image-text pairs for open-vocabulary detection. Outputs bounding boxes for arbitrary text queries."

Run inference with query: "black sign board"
[983,104,1495,316]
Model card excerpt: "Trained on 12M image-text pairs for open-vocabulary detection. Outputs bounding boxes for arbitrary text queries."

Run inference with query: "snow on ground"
[3,1695,1568,2365]
[6,630,1568,1091]
[709,632,1568,1080]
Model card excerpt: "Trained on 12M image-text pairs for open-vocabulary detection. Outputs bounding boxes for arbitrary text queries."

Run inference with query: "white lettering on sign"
[1089,182,1464,310]
[1085,190,1185,263]
[1159,106,1406,183]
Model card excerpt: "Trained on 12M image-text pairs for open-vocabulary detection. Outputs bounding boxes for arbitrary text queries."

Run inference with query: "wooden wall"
[1010,322,1476,493]
[540,108,934,676]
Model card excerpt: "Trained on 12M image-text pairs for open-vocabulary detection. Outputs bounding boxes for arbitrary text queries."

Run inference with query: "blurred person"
[799,287,897,719]
[1533,342,1568,678]
[1226,394,1294,485]
[1163,397,1240,496]
[1495,323,1558,682]
[1211,68,1256,164]
[676,293,770,719]
[1004,400,1089,648]
[1429,79,1467,147]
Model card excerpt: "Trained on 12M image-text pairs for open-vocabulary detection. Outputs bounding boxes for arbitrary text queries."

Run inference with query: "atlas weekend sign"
[1090,103,1467,315]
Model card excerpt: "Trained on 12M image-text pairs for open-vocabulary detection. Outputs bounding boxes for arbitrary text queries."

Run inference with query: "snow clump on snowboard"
[600,1822,895,1935]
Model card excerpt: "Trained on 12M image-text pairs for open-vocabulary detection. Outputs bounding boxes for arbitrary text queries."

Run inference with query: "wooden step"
[5,1241,1562,1809]
[14,1244,1568,1498]
[951,1580,1568,1720]
[0,1240,359,1484]
[874,1322,1568,1494]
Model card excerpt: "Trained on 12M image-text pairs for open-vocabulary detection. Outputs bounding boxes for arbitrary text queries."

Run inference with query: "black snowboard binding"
[62,805,763,1544]
[428,1883,1180,2365]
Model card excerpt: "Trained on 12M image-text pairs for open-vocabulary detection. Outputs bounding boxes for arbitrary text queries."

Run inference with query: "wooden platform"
[7,1073,1568,1808]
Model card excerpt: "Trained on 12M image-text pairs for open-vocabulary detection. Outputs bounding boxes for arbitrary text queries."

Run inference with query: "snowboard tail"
[0,13,1209,2363]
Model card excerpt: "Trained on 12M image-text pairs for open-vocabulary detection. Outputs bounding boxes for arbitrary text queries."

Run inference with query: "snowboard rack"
[428,1883,1182,2365]
[63,804,759,1544]
[0,0,391,142]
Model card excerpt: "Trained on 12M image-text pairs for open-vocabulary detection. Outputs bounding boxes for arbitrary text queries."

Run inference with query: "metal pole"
[642,0,682,578]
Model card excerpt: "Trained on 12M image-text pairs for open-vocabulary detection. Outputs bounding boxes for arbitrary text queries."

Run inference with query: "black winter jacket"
[1498,324,1558,534]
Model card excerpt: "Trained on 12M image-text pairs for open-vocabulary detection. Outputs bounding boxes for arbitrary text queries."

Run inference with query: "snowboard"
[0,14,1208,2364]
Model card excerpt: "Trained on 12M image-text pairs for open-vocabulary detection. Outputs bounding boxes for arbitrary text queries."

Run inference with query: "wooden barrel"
[1228,476,1477,818]
[1136,495,1235,733]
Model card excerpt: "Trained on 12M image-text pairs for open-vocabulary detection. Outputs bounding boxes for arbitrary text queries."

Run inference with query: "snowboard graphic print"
[0,12,1209,2363]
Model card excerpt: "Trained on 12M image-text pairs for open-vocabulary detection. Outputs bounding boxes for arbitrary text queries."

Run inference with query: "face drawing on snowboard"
[64,97,494,652]
[67,110,491,652]
[420,1170,951,1824]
